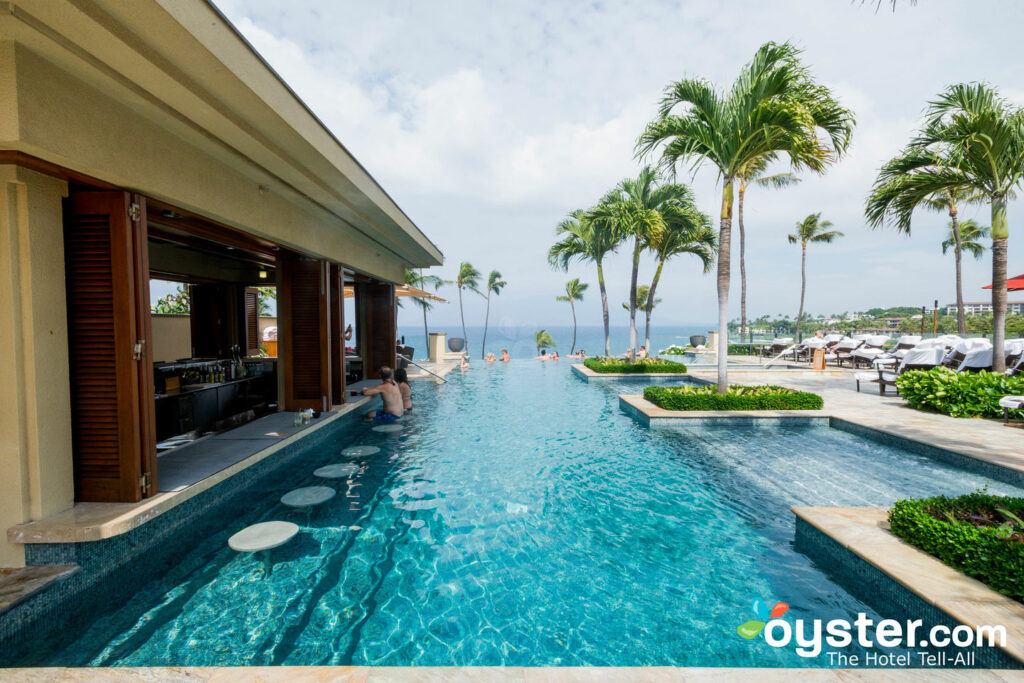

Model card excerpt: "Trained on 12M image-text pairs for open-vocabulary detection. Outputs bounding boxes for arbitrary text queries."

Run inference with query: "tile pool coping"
[794,506,1024,667]
[570,363,697,382]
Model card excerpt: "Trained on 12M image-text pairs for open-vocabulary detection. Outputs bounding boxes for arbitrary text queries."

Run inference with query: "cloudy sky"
[214,0,1024,329]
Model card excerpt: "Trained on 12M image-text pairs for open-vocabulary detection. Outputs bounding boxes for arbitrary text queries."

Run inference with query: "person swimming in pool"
[534,349,549,360]
[551,351,560,360]
[500,349,511,362]
[461,355,470,370]
[394,367,413,411]
[361,366,404,421]
[484,352,496,362]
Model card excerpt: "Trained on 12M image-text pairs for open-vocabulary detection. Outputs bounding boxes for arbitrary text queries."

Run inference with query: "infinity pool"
[18,363,1024,666]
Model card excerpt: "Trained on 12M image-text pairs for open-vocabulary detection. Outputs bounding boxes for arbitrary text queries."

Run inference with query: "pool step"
[0,564,79,616]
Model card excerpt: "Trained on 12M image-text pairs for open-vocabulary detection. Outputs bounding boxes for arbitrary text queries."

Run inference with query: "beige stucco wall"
[150,315,192,363]
[0,165,74,566]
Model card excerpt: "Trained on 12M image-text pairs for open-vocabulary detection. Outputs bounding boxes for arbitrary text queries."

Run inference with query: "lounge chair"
[824,337,864,367]
[849,335,892,368]
[941,338,993,371]
[1001,339,1024,375]
[1007,348,1024,377]
[855,355,909,395]
[999,395,1024,423]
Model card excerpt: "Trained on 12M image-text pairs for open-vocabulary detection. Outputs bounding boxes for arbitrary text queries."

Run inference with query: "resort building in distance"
[947,302,1024,316]
[0,0,442,568]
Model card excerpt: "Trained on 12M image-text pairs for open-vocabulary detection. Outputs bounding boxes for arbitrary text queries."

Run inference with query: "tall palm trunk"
[628,238,641,356]
[991,195,1009,373]
[458,287,468,350]
[738,180,749,344]
[421,303,429,360]
[645,259,665,351]
[716,181,734,393]
[597,260,610,357]
[795,243,807,343]
[481,292,491,359]
[569,298,577,354]
[949,203,966,335]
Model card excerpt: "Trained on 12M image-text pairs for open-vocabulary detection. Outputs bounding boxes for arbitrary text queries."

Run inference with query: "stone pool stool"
[372,423,403,433]
[314,463,359,479]
[342,445,380,457]
[227,521,299,577]
[280,486,336,508]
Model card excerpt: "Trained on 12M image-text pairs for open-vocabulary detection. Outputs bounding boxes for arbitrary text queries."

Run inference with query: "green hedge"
[643,384,823,410]
[895,368,1024,418]
[889,492,1024,602]
[583,357,688,374]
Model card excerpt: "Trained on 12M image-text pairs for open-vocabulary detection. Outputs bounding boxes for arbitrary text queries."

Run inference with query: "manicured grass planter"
[643,384,823,410]
[895,367,1024,418]
[889,492,1024,602]
[583,357,688,374]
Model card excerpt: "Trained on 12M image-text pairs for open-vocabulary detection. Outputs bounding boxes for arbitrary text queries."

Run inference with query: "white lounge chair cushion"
[852,348,884,360]
[879,372,898,383]
[900,347,945,368]
[999,396,1024,410]
[855,371,880,383]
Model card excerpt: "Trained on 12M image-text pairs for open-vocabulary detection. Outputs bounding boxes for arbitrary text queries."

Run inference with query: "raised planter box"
[794,506,1024,668]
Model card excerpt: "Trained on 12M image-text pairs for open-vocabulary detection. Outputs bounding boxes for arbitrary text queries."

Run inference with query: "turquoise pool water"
[30,363,1024,666]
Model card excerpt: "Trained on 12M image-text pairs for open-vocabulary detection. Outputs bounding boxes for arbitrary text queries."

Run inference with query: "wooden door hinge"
[139,471,152,494]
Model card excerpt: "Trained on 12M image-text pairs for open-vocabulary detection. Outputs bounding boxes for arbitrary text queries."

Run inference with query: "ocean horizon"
[397,323,715,359]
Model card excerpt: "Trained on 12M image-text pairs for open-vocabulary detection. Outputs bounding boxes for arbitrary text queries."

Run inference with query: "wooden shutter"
[280,258,329,411]
[328,265,345,404]
[357,281,397,379]
[244,287,260,356]
[65,191,156,502]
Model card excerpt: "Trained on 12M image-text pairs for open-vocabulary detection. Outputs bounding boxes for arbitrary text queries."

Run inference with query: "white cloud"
[216,0,1024,328]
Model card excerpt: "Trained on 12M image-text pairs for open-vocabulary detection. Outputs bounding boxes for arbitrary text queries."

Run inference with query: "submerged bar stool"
[342,445,380,457]
[372,423,403,433]
[314,463,359,479]
[281,486,336,524]
[228,521,299,577]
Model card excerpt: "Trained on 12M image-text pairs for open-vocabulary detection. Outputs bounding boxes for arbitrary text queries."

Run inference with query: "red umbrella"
[983,273,1024,291]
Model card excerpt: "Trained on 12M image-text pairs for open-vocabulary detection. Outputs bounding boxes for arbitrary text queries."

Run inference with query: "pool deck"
[621,364,1024,477]
[0,666,1018,681]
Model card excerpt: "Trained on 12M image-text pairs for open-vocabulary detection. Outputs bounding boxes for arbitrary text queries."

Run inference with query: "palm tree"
[535,329,556,355]
[643,205,716,349]
[865,83,1024,370]
[480,270,507,358]
[556,278,588,354]
[941,219,989,330]
[548,209,619,356]
[787,214,843,342]
[453,262,481,350]
[736,156,800,343]
[638,41,855,391]
[920,189,987,334]
[622,285,660,312]
[404,268,447,354]
[591,168,697,356]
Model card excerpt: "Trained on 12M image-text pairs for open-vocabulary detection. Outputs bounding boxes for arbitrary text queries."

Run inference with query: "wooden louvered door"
[244,287,260,357]
[357,281,396,380]
[280,258,330,411]
[65,191,157,502]
[328,264,345,405]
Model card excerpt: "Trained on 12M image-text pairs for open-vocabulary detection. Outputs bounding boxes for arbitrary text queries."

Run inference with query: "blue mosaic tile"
[0,410,363,661]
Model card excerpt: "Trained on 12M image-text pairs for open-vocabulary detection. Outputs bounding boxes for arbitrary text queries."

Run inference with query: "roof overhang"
[0,0,443,270]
